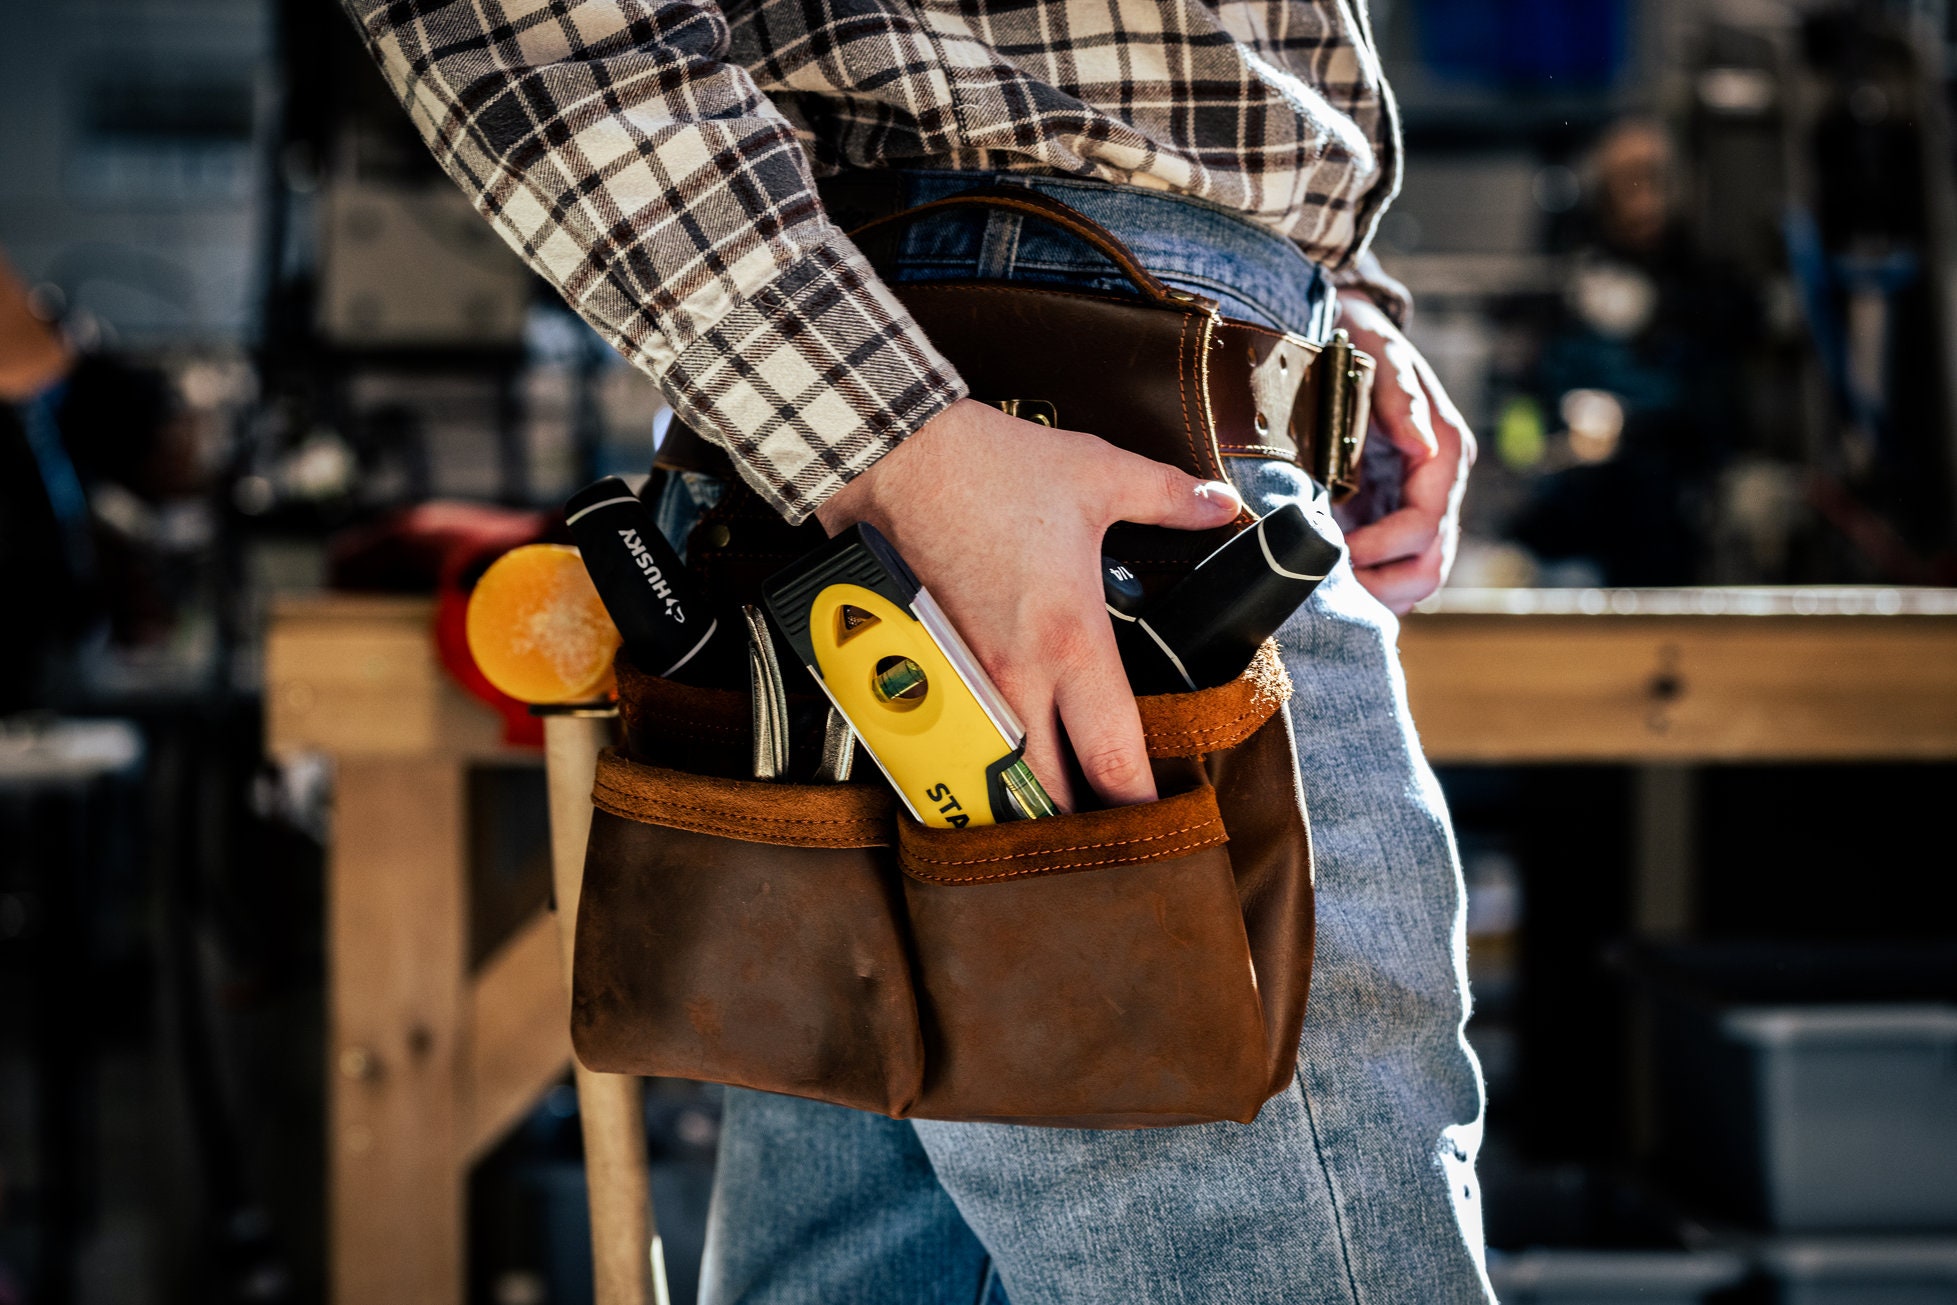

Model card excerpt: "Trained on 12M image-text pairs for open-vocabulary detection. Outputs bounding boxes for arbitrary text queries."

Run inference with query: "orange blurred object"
[0,249,73,401]
[464,544,621,704]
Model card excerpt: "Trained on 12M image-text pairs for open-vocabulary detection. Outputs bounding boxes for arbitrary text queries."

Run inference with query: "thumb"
[1104,450,1244,531]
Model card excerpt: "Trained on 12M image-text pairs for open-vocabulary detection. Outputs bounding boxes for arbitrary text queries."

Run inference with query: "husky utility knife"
[763,524,1055,828]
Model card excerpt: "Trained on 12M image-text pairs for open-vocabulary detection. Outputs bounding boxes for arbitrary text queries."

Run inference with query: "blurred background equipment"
[0,0,1955,1302]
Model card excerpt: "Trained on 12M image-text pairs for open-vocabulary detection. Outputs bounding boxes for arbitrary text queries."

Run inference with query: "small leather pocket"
[898,782,1274,1127]
[571,753,923,1117]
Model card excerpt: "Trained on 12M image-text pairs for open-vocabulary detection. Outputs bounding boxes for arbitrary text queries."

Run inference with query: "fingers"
[1093,440,1243,530]
[1346,502,1444,570]
[1348,372,1472,609]
[1013,685,1076,815]
[996,595,1156,811]
[1338,292,1445,467]
[1050,621,1158,807]
[1411,351,1476,467]
[1352,537,1446,614]
[990,645,1077,813]
[1368,336,1442,463]
[1348,369,1473,569]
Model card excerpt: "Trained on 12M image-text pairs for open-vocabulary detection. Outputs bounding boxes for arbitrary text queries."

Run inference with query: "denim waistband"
[859,170,1337,343]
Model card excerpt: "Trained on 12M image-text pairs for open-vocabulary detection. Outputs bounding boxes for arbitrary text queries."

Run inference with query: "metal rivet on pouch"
[702,523,732,549]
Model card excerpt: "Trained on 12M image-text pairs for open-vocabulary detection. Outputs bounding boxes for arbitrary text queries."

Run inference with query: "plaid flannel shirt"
[343,0,1402,523]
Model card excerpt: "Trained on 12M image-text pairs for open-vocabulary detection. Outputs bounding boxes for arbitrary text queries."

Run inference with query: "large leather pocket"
[572,643,1312,1128]
[570,756,925,1117]
[898,780,1275,1126]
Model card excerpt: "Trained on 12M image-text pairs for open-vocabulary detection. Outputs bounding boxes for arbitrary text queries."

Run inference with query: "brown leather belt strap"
[658,307,1375,500]
[1207,318,1373,495]
[657,318,1377,504]
[661,180,1374,499]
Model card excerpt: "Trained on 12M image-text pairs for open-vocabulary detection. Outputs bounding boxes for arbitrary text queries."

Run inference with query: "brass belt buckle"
[986,399,1059,427]
[1314,330,1373,501]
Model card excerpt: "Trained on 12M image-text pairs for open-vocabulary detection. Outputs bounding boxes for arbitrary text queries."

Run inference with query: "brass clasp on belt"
[986,399,1059,427]
[1314,330,1371,500]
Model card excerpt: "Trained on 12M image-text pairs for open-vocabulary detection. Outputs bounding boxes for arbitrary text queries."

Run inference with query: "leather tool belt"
[572,189,1329,1128]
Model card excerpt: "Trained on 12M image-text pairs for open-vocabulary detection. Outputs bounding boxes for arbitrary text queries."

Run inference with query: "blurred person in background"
[1513,118,1760,586]
[0,250,206,711]
[0,252,92,713]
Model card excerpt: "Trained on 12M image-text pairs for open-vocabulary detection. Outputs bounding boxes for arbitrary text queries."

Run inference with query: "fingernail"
[1196,480,1243,511]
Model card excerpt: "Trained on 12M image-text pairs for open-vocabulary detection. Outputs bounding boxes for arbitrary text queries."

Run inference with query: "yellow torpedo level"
[764,525,1054,827]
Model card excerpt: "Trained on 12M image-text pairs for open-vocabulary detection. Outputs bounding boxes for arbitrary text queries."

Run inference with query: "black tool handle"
[564,476,741,685]
[1101,557,1148,617]
[1107,504,1342,694]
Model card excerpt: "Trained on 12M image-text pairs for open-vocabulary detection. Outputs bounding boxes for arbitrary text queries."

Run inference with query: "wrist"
[814,398,970,535]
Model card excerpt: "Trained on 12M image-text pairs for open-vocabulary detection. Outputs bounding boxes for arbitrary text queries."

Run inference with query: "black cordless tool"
[1105,503,1342,694]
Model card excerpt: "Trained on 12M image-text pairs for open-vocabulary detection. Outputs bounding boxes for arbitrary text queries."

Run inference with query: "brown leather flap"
[897,782,1225,885]
[592,752,893,848]
[1138,641,1291,757]
[896,282,1226,483]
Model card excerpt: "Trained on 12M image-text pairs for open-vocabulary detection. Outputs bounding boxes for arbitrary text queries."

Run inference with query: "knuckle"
[1055,426,1110,460]
[1158,461,1194,504]
[1079,743,1149,792]
[1040,618,1099,669]
[988,659,1034,700]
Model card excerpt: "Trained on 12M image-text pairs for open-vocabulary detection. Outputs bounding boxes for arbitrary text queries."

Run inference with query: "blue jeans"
[664,171,1492,1304]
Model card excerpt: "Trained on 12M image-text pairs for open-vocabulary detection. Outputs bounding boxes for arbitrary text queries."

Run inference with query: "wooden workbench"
[1403,586,1957,763]
[266,595,571,1305]
[264,586,1957,1305]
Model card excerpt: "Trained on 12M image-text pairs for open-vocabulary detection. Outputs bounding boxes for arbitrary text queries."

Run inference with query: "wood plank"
[329,759,468,1305]
[1401,615,1957,762]
[463,909,571,1164]
[266,595,513,760]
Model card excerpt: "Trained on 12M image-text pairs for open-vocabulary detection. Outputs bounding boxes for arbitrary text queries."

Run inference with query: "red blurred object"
[330,502,570,747]
[328,500,561,592]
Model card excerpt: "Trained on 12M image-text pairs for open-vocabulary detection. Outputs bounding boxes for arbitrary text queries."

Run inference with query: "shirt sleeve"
[339,0,965,524]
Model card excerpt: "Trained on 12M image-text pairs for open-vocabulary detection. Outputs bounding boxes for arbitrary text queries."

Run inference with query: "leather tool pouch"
[575,644,1311,1127]
[573,189,1328,1127]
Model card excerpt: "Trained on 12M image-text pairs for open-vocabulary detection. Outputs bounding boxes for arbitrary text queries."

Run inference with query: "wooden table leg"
[542,713,666,1305]
[328,759,467,1305]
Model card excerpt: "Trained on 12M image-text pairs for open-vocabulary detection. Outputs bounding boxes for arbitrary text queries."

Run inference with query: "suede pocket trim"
[897,784,1226,884]
[592,751,893,848]
[1138,642,1292,758]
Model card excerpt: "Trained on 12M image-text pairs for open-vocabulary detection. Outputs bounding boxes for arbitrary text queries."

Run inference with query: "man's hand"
[1336,293,1477,613]
[816,399,1242,812]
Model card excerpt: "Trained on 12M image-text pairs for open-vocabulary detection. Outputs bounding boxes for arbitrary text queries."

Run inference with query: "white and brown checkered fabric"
[342,0,1400,522]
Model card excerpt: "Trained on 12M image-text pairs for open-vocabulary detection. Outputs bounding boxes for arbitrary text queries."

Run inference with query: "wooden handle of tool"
[543,712,670,1305]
